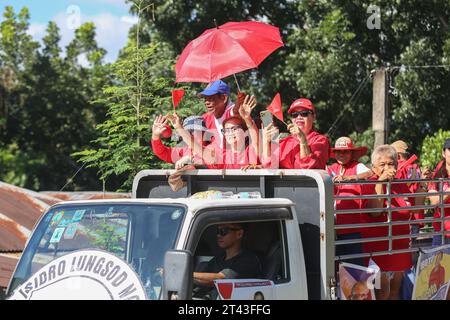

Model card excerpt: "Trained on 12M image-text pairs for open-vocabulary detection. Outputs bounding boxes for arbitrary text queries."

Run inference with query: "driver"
[193,223,262,299]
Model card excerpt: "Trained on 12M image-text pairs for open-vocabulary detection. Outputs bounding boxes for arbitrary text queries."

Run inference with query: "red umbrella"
[175,21,283,85]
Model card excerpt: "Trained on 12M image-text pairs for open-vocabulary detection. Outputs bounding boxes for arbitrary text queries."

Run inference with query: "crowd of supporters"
[150,79,450,300]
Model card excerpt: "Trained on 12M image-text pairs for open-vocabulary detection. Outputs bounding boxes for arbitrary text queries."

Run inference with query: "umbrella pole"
[233,74,241,92]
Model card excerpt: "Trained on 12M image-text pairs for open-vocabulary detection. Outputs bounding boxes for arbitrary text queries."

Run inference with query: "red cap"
[288,98,315,114]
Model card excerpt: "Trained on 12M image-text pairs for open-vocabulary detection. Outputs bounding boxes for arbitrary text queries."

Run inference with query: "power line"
[59,162,86,192]
[390,64,450,71]
[326,72,372,138]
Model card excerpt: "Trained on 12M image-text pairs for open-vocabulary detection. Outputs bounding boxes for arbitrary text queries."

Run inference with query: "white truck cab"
[6,169,336,300]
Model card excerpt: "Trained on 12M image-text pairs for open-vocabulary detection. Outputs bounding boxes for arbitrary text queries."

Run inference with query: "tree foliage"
[0,6,109,190]
[1,1,449,191]
[138,0,449,151]
[420,129,450,169]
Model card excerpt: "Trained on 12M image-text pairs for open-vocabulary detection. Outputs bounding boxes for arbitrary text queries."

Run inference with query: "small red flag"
[172,89,185,109]
[267,93,283,122]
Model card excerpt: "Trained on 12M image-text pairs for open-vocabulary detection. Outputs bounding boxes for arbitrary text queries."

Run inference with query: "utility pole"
[372,68,389,148]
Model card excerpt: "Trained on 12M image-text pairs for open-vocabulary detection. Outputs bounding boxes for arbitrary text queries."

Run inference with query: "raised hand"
[151,115,168,139]
[378,167,396,181]
[175,155,192,170]
[167,112,182,130]
[235,92,247,110]
[238,95,257,120]
[421,166,432,179]
[287,123,306,143]
[263,123,279,142]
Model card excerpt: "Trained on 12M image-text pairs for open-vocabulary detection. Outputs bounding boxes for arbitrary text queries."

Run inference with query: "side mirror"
[162,250,193,300]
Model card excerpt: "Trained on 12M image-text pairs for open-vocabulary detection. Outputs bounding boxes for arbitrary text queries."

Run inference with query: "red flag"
[267,93,283,122]
[172,89,185,109]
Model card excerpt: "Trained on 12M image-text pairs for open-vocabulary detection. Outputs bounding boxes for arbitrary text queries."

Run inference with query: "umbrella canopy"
[175,21,284,83]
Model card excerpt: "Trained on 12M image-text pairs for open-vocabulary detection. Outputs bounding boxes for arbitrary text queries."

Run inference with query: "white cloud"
[51,11,136,63]
[82,0,129,8]
[121,15,138,25]
[27,23,47,40]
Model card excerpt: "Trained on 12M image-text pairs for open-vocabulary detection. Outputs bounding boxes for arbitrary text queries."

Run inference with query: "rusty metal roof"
[0,182,131,253]
[0,182,130,288]
[0,253,21,288]
[0,182,50,252]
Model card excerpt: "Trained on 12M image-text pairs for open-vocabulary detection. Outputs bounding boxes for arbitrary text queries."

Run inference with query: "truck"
[5,169,450,300]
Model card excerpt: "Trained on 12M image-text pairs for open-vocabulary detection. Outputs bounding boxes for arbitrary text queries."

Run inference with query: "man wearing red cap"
[278,98,330,169]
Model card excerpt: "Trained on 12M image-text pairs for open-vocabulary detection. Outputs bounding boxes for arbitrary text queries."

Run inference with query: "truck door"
[184,206,307,300]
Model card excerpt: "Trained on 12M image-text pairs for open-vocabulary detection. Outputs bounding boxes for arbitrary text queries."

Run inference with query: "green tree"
[137,0,449,151]
[420,129,450,169]
[74,0,206,191]
[0,6,110,190]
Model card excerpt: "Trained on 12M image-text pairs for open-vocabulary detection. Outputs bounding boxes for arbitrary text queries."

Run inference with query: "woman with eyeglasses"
[261,98,330,169]
[151,114,211,169]
[202,95,260,169]
[207,95,258,169]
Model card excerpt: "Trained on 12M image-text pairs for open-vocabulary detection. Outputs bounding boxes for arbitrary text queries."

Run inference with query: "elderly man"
[362,144,428,300]
[198,80,245,148]
[349,281,370,300]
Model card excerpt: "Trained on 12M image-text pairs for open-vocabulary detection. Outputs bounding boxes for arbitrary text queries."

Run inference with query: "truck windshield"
[7,203,185,300]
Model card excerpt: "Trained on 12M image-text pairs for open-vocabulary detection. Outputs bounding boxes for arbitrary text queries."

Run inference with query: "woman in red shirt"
[362,144,426,300]
[206,95,259,169]
[260,98,330,169]
[151,114,209,168]
[327,137,372,265]
[429,138,450,246]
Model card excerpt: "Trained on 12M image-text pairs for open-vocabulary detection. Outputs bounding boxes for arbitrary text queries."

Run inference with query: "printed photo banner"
[413,244,450,300]
[338,261,379,300]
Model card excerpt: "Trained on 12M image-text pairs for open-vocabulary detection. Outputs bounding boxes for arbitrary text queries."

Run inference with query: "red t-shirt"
[396,159,424,225]
[202,104,234,147]
[396,160,421,192]
[151,139,190,164]
[362,181,414,271]
[151,139,204,165]
[279,131,330,169]
[429,164,450,237]
[428,265,445,291]
[205,143,259,169]
[327,161,373,235]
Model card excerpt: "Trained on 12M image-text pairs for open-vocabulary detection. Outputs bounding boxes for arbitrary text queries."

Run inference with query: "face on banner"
[413,245,450,300]
[338,262,378,300]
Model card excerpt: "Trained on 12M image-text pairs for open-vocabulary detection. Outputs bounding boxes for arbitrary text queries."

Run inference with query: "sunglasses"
[217,227,242,236]
[221,125,242,135]
[291,110,313,118]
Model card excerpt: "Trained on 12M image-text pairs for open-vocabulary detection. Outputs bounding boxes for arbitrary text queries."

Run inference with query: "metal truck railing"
[333,177,450,262]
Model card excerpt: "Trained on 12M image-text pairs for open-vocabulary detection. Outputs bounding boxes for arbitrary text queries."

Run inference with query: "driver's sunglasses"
[291,110,313,118]
[217,227,242,236]
[222,125,242,135]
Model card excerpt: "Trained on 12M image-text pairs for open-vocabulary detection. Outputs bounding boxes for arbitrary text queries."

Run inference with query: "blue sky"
[3,0,136,63]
